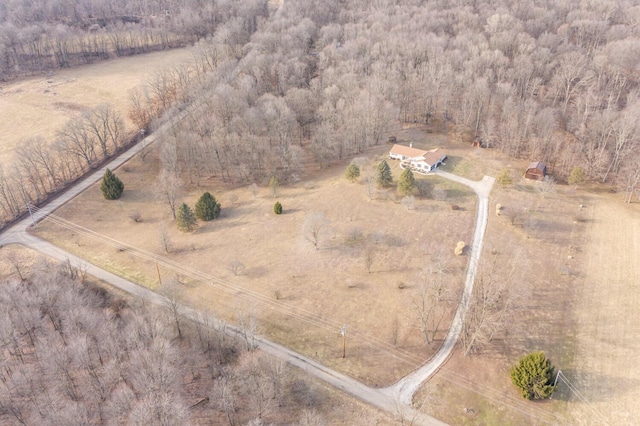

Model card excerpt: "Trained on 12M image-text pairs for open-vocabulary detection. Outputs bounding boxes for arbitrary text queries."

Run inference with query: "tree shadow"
[245,266,268,278]
[195,220,249,234]
[281,208,301,215]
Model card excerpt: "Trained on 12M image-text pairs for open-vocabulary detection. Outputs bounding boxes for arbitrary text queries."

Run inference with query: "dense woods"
[0,0,268,80]
[3,0,640,225]
[0,261,331,425]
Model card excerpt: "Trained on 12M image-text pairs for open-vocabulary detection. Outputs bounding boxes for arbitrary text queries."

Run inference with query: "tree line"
[0,0,268,80]
[159,0,639,202]
[0,259,332,425]
[0,1,270,228]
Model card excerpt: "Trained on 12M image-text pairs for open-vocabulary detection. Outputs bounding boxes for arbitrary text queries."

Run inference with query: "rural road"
[0,115,492,423]
[383,170,495,404]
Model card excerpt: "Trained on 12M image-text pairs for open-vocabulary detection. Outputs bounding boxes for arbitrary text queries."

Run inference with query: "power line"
[30,205,586,423]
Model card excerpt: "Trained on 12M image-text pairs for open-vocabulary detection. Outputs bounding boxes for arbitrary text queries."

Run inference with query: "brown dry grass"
[412,143,640,425]
[34,129,479,387]
[0,48,193,164]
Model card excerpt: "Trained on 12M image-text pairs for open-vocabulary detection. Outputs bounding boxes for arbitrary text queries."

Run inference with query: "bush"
[345,163,360,182]
[195,192,221,221]
[100,168,124,200]
[496,167,512,187]
[510,351,556,400]
[274,201,283,214]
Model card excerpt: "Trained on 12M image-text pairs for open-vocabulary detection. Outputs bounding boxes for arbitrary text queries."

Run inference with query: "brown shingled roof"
[389,144,428,158]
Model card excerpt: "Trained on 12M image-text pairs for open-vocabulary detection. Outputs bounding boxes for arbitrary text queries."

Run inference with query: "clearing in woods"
[33,129,480,387]
[0,48,193,165]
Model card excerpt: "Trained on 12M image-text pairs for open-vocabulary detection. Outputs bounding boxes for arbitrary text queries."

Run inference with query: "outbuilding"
[525,161,547,180]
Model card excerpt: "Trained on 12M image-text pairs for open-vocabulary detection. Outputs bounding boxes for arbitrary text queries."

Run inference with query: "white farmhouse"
[389,144,447,173]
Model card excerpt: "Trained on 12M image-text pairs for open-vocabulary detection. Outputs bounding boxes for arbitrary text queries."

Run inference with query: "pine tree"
[496,167,512,187]
[510,351,556,400]
[176,203,198,232]
[375,160,393,188]
[100,168,124,200]
[398,167,416,195]
[274,201,283,214]
[195,192,221,221]
[345,163,360,182]
[568,166,584,189]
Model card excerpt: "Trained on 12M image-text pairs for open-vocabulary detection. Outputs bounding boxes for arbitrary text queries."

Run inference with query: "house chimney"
[409,142,413,148]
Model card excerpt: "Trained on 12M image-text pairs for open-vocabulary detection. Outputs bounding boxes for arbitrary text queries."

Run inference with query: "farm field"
[0,48,193,165]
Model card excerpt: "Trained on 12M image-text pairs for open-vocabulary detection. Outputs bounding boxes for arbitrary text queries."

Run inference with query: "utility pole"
[340,324,347,358]
[156,261,163,286]
[550,369,562,399]
[26,203,37,228]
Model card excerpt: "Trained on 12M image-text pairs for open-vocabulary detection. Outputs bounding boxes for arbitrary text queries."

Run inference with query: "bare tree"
[303,212,329,250]
[410,259,452,345]
[461,256,520,356]
[155,169,183,219]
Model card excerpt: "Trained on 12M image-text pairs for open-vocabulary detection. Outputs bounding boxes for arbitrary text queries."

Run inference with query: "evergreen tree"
[274,201,283,214]
[497,167,512,187]
[100,168,124,200]
[398,167,416,195]
[375,160,393,188]
[568,166,584,189]
[176,203,198,232]
[510,351,556,400]
[195,192,221,221]
[345,163,360,182]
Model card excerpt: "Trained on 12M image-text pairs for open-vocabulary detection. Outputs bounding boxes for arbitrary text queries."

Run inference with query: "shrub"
[195,192,221,221]
[128,211,142,223]
[100,168,124,200]
[496,167,512,187]
[274,201,283,214]
[345,163,361,182]
[510,352,556,400]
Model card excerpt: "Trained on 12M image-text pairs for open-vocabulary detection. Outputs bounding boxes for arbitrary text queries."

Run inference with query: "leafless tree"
[410,259,453,345]
[461,256,520,356]
[155,169,183,220]
[303,212,329,250]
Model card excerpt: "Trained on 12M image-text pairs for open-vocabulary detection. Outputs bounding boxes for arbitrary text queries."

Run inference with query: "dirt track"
[567,196,640,425]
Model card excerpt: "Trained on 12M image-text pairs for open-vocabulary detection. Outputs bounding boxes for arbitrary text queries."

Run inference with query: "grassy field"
[33,126,481,387]
[24,118,640,423]
[0,48,193,165]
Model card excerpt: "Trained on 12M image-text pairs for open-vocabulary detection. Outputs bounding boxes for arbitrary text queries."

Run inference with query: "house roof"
[422,148,446,166]
[390,144,428,159]
[527,161,546,171]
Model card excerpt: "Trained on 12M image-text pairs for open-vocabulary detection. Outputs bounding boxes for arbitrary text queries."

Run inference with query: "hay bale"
[495,203,502,216]
[455,241,466,256]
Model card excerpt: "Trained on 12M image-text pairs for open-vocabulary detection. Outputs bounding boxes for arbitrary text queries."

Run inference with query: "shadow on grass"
[551,369,639,404]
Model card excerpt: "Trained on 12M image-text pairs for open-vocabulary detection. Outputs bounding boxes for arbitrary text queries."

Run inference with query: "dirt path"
[383,170,495,404]
[567,197,640,425]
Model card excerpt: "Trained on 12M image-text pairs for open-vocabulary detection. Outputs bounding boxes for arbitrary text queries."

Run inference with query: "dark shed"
[525,161,547,180]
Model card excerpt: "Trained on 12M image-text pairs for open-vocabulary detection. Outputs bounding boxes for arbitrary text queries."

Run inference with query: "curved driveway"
[383,170,495,404]
[0,130,492,424]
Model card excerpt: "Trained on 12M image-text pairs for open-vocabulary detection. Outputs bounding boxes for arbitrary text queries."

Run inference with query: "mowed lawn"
[0,48,193,164]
